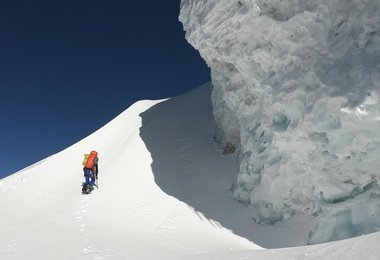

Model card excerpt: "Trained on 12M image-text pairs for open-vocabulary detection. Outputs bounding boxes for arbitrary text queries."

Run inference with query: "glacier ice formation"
[180,0,380,244]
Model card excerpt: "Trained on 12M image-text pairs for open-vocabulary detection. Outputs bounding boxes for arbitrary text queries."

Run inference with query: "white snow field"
[180,0,380,244]
[2,84,380,259]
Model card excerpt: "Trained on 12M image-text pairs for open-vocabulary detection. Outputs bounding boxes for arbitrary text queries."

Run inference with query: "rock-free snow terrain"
[2,84,380,259]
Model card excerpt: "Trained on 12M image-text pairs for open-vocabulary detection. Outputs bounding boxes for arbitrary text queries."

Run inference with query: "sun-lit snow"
[0,86,258,259]
[180,0,380,243]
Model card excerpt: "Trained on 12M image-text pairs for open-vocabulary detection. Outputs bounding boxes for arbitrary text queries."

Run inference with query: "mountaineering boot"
[81,184,92,194]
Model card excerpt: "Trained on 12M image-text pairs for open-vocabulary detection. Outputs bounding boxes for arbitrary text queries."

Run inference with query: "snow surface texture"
[180,0,380,244]
[0,86,254,259]
[2,84,380,259]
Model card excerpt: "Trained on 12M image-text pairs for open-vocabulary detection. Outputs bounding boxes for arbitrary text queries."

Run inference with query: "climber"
[82,150,99,194]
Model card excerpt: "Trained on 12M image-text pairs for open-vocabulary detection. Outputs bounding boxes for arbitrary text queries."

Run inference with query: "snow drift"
[0,86,260,259]
[180,0,380,243]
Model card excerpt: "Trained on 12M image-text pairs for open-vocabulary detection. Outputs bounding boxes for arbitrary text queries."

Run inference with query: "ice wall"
[180,0,380,243]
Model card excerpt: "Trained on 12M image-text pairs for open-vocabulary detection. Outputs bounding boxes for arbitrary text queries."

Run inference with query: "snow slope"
[1,84,380,259]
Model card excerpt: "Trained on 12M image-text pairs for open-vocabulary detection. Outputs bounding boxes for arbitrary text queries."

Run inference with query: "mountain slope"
[1,84,380,259]
[0,84,258,259]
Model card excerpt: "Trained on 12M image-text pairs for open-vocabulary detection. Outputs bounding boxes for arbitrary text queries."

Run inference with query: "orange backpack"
[85,150,98,169]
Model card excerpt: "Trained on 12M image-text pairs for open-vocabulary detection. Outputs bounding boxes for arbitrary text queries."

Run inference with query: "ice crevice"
[180,0,380,244]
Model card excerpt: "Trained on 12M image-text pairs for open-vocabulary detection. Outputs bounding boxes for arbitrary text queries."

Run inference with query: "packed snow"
[180,0,380,243]
[2,84,380,259]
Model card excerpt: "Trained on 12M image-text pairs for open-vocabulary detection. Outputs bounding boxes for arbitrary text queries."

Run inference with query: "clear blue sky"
[0,0,210,179]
